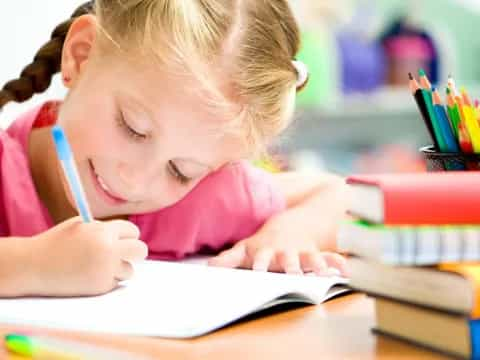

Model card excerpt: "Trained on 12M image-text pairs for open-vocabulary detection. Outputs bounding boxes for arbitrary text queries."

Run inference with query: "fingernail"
[287,269,303,275]
[326,268,341,277]
[252,266,267,272]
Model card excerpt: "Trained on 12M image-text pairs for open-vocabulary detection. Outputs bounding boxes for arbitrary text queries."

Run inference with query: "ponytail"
[0,2,94,110]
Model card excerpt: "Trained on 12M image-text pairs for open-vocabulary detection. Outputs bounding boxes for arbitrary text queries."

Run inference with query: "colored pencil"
[409,73,439,150]
[446,87,461,138]
[416,71,448,152]
[432,88,460,153]
[419,68,431,90]
[460,88,480,153]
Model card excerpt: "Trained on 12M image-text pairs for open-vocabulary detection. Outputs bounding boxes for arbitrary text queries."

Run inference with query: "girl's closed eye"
[116,110,147,142]
[168,161,192,185]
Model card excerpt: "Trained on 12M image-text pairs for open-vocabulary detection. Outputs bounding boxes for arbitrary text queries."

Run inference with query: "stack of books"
[338,171,480,359]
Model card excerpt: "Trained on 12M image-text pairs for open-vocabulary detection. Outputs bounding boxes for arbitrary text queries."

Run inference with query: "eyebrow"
[118,92,154,121]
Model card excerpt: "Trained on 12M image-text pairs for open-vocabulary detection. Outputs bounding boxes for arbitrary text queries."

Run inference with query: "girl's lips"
[88,160,128,206]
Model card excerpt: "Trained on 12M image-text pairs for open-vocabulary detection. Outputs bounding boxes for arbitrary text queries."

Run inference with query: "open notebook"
[0,261,349,338]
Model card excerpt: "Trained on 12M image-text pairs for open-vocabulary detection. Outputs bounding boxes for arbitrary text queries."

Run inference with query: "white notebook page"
[0,261,348,338]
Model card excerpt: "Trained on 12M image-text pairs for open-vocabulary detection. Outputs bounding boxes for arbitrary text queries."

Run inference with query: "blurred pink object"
[354,144,427,173]
[384,36,433,86]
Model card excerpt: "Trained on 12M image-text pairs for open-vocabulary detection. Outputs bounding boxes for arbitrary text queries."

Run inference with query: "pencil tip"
[408,72,414,80]
[418,68,426,77]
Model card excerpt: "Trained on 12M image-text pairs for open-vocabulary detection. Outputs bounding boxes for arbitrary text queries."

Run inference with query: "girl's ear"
[61,14,97,88]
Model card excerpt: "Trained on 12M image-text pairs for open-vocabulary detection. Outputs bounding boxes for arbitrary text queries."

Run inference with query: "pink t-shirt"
[1,102,285,260]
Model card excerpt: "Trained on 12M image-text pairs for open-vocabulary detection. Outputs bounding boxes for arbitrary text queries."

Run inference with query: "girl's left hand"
[208,210,347,276]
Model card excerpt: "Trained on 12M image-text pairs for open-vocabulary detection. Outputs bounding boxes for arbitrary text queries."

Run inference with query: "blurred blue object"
[336,2,386,94]
[337,31,386,94]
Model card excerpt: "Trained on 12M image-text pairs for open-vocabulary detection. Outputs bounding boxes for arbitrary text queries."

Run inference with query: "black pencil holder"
[420,145,480,171]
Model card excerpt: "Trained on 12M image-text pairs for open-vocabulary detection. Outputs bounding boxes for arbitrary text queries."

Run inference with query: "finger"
[107,220,140,239]
[115,260,134,282]
[252,248,275,272]
[117,238,149,263]
[53,216,84,232]
[300,253,329,276]
[97,279,120,296]
[63,216,83,225]
[277,251,303,275]
[208,242,247,269]
[322,253,348,276]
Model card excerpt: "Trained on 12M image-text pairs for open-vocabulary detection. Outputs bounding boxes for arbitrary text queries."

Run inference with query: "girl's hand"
[28,217,148,297]
[208,210,347,276]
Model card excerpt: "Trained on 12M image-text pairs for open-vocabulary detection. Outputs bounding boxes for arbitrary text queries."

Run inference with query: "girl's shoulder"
[4,101,60,152]
[0,102,58,236]
[180,160,285,219]
[132,161,286,260]
[221,161,285,212]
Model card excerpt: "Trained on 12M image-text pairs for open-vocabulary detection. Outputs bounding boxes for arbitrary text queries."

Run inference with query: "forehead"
[110,55,238,121]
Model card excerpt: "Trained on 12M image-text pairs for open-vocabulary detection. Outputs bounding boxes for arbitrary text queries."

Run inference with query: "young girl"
[0,0,349,297]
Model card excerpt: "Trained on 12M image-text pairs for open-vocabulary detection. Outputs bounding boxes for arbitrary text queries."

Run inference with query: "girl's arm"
[209,171,350,274]
[271,171,351,251]
[0,236,38,297]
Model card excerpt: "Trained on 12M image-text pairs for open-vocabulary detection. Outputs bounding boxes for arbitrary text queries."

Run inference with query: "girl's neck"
[28,126,78,224]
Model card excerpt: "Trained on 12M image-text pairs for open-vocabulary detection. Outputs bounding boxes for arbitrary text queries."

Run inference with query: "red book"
[346,172,480,224]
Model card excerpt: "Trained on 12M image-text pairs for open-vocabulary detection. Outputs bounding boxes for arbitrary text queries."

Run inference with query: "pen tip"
[418,68,426,77]
[408,72,414,80]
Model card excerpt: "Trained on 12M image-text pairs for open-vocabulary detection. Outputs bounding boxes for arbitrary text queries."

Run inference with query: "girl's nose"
[117,161,159,195]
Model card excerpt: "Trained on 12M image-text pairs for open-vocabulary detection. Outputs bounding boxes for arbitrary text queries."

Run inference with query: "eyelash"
[168,161,192,185]
[116,109,191,185]
[117,111,147,142]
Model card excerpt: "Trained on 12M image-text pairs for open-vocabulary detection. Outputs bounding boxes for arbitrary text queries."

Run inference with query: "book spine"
[384,196,480,225]
[373,328,470,360]
[471,319,480,359]
[363,292,468,317]
[344,224,480,266]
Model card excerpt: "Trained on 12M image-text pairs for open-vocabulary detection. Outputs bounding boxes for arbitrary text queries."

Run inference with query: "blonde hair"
[0,0,303,155]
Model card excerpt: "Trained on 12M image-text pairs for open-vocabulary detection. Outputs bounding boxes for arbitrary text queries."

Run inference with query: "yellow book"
[439,263,480,318]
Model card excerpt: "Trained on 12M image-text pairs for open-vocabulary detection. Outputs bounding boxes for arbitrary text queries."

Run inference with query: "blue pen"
[52,126,94,222]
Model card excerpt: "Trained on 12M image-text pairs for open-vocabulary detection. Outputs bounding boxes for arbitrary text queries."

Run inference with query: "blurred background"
[1,0,479,175]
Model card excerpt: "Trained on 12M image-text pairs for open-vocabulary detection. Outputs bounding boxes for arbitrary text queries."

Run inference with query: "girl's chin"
[90,204,129,220]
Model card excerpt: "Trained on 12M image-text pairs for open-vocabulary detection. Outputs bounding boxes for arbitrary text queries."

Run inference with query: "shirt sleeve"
[194,161,286,253]
[232,161,286,237]
[134,161,286,260]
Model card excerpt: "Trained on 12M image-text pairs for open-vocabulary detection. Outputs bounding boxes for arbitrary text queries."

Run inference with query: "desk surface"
[0,294,451,360]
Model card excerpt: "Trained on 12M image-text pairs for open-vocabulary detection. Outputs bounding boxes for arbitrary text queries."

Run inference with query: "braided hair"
[0,2,95,110]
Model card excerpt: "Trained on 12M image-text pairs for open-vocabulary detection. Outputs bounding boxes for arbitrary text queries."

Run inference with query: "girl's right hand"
[27,217,148,297]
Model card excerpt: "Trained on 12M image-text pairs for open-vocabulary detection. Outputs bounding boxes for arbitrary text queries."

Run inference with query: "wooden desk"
[0,294,450,360]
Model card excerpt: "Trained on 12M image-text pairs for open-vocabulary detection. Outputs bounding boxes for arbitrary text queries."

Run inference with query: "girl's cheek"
[149,179,195,208]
